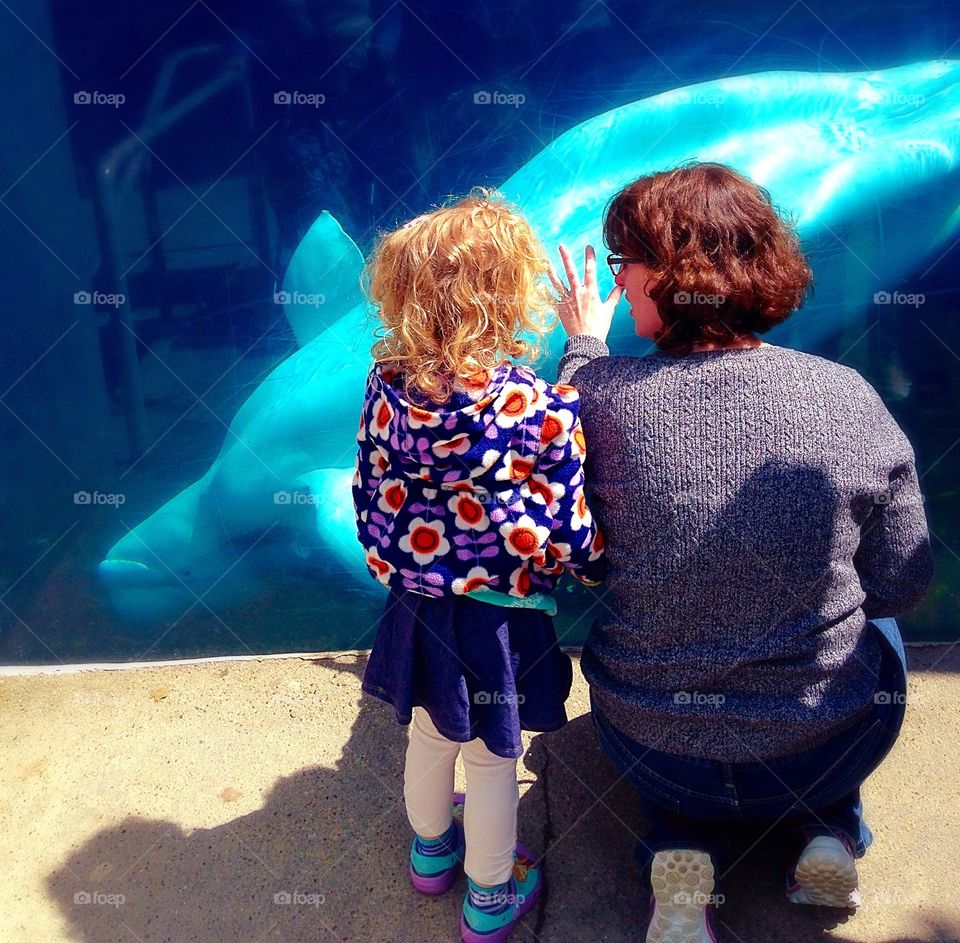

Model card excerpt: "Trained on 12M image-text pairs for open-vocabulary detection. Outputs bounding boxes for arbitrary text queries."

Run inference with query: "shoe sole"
[788,841,860,908]
[459,842,541,943]
[647,849,718,943]
[410,860,461,895]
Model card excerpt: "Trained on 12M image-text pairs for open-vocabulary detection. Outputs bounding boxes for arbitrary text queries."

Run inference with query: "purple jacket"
[352,360,607,599]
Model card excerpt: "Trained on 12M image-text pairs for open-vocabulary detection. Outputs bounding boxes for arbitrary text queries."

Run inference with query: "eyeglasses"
[606,254,646,276]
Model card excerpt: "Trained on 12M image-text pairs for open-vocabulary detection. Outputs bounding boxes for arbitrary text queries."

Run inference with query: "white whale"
[100,61,960,624]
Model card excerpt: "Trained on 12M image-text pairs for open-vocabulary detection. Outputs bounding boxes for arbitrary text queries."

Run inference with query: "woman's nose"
[615,269,626,287]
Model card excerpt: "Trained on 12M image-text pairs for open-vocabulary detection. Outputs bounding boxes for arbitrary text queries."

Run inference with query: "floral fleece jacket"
[352,361,607,600]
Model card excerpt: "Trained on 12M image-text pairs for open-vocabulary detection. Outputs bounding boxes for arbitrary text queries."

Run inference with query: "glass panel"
[1,1,957,662]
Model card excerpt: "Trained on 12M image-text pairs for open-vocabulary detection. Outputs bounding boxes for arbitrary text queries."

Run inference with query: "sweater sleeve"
[852,382,934,619]
[557,334,610,384]
[536,390,608,586]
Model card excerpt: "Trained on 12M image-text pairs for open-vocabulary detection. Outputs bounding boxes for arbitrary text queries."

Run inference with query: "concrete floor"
[2,647,959,943]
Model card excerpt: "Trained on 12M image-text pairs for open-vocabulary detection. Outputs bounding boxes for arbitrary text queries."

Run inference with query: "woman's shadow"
[46,656,956,943]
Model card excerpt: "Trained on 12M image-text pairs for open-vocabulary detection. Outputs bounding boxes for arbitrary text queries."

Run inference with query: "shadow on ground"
[45,655,959,943]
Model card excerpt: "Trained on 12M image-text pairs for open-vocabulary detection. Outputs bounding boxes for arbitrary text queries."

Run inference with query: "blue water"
[1,0,958,663]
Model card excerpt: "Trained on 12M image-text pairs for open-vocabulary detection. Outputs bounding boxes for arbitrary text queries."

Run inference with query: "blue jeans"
[591,619,907,890]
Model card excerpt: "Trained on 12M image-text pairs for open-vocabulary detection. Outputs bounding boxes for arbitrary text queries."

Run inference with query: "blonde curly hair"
[363,188,557,404]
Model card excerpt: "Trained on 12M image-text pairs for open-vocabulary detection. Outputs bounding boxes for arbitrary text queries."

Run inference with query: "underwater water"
[1,0,958,663]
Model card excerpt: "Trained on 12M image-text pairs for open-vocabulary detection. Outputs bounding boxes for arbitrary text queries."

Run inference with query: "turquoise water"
[1,1,958,662]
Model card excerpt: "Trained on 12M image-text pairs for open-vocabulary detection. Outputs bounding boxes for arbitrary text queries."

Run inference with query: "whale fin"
[297,467,370,582]
[280,211,366,347]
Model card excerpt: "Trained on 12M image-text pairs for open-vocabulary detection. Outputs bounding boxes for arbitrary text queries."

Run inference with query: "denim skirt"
[362,586,574,759]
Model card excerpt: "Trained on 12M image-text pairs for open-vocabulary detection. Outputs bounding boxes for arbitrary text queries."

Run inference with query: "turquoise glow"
[99,61,960,624]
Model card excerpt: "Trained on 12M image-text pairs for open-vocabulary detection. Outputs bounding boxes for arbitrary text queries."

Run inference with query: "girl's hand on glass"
[549,244,623,342]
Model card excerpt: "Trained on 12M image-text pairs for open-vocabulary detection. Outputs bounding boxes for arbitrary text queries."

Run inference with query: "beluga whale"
[99,60,960,626]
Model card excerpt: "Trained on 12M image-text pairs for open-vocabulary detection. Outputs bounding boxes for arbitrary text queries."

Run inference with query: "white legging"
[404,706,519,886]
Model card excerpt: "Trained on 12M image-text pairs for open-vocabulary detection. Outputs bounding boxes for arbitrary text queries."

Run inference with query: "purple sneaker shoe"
[460,843,542,943]
[409,792,466,895]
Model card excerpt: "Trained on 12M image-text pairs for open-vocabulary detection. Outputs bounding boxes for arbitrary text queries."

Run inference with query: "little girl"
[352,189,607,943]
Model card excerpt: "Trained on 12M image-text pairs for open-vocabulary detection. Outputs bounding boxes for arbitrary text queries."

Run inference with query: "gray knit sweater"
[558,334,934,762]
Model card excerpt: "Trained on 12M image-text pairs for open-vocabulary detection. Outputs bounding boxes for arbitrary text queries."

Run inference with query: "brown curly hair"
[364,188,556,404]
[603,162,814,355]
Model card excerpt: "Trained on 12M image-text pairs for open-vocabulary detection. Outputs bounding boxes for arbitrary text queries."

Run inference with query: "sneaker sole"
[459,842,542,943]
[410,860,461,895]
[788,842,860,908]
[647,849,718,943]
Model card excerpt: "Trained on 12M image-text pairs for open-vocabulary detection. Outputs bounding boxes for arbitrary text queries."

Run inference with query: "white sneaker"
[787,834,861,908]
[646,849,719,943]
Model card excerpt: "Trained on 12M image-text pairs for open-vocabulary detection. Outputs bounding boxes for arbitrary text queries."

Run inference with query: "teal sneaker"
[409,792,466,895]
[460,843,542,943]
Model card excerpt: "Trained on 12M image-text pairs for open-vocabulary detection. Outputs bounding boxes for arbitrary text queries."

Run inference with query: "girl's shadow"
[47,656,460,943]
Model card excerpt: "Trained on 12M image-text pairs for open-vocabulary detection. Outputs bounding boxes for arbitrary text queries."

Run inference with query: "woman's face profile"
[615,261,661,338]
